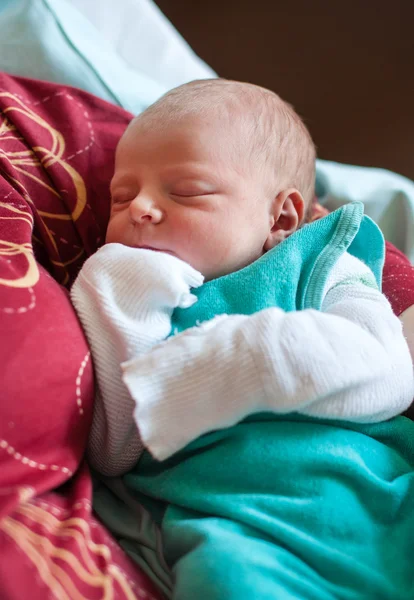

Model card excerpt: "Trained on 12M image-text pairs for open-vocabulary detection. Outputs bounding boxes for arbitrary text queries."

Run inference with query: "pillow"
[0,0,167,114]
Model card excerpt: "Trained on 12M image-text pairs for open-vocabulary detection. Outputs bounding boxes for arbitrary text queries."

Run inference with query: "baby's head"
[107,79,316,280]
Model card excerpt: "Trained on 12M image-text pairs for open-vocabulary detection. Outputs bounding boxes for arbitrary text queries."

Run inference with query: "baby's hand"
[88,243,204,312]
[140,248,204,309]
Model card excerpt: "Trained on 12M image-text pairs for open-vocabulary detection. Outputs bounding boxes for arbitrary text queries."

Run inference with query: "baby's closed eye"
[170,183,217,198]
[110,185,137,205]
[167,172,221,196]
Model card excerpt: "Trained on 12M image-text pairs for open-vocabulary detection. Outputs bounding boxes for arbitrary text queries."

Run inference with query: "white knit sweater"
[71,244,414,475]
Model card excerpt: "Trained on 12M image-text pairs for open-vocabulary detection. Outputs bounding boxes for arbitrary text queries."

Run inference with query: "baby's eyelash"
[111,196,132,204]
[171,191,216,198]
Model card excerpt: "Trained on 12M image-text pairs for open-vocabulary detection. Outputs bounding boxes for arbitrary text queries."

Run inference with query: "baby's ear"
[264,189,305,251]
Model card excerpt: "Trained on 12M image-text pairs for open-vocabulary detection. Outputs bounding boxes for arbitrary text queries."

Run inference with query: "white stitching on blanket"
[388,287,414,296]
[76,352,90,416]
[66,106,95,161]
[1,286,36,314]
[384,268,414,278]
[0,439,73,476]
[72,499,92,511]
[0,89,96,162]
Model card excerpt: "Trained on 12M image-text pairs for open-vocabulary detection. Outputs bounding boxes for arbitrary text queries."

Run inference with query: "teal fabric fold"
[130,415,414,599]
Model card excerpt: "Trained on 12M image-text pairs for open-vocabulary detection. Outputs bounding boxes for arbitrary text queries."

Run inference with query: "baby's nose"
[129,196,163,224]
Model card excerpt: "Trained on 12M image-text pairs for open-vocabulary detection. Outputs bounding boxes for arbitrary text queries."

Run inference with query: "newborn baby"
[72,79,414,600]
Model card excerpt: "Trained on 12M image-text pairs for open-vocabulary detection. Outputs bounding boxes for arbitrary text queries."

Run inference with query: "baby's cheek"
[173,216,233,274]
[105,216,123,244]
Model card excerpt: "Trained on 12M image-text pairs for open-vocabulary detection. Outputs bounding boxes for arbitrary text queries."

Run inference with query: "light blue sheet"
[316,160,414,262]
[0,0,167,114]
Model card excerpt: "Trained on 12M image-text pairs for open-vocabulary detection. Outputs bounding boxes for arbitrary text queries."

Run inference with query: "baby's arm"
[122,252,413,460]
[70,243,203,475]
[295,252,413,417]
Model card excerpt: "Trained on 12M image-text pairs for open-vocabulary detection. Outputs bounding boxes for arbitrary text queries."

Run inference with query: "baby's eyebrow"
[168,173,221,188]
[162,163,214,177]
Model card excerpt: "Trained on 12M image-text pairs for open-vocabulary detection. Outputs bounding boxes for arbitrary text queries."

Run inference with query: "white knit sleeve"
[122,253,414,461]
[298,253,413,419]
[70,244,203,476]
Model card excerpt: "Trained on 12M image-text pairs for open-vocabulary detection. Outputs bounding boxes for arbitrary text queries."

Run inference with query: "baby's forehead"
[117,84,290,175]
[132,82,282,131]
[120,109,249,158]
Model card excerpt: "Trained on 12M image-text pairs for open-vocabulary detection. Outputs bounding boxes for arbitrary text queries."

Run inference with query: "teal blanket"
[130,415,414,599]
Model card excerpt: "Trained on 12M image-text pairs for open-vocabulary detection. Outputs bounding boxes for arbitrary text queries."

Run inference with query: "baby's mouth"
[136,245,176,256]
[138,245,163,252]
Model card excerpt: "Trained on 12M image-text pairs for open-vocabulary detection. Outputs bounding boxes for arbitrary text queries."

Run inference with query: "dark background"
[155,1,414,180]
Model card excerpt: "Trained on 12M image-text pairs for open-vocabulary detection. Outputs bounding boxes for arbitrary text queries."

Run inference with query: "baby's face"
[107,116,274,280]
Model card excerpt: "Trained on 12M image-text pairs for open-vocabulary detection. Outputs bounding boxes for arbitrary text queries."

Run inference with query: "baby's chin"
[201,264,236,283]
[203,250,268,282]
